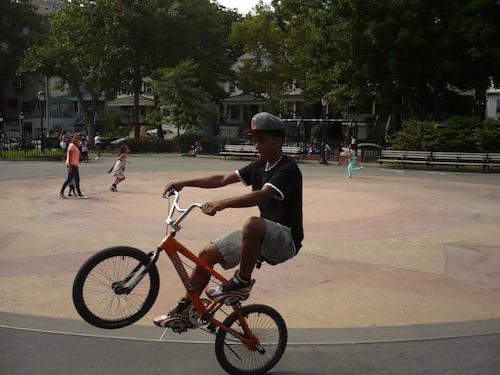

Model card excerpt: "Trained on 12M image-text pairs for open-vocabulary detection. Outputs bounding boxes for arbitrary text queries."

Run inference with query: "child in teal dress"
[347,144,365,178]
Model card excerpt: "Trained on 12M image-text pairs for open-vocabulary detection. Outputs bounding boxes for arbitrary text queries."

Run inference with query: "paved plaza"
[1,155,499,374]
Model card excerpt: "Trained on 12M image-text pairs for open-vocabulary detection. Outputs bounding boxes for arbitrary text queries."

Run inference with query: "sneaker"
[77,195,89,199]
[110,185,117,192]
[95,156,99,160]
[360,165,365,171]
[154,298,194,330]
[206,271,254,305]
[58,193,68,199]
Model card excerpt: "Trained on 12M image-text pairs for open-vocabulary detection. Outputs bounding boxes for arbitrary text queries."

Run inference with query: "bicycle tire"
[215,304,287,375]
[72,246,159,329]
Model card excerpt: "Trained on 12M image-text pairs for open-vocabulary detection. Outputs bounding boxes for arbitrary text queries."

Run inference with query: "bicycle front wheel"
[215,304,288,375]
[72,246,159,329]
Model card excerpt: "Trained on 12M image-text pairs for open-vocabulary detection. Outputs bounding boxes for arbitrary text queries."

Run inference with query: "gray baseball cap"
[242,112,285,136]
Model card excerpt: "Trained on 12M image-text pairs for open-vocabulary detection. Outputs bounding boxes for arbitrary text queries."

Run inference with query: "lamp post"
[37,91,45,152]
[19,112,24,149]
[319,96,330,165]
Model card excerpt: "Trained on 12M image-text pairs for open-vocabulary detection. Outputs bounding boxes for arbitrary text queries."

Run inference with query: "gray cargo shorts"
[212,218,296,270]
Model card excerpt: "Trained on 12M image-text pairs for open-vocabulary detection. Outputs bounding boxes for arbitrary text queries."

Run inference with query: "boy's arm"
[201,185,275,216]
[163,172,240,196]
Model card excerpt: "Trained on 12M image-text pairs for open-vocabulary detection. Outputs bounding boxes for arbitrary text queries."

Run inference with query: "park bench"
[282,146,302,161]
[378,150,432,169]
[484,152,500,173]
[220,144,257,159]
[378,150,500,172]
[220,144,302,161]
[428,152,488,172]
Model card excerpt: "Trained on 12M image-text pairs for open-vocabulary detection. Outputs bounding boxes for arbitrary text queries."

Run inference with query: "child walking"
[347,144,365,178]
[110,145,130,191]
[80,136,89,162]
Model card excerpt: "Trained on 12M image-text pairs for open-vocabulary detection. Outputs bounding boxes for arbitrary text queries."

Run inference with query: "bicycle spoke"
[74,247,159,327]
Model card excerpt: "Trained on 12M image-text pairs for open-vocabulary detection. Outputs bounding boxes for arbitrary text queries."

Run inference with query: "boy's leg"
[238,217,266,279]
[186,244,225,298]
[153,243,224,327]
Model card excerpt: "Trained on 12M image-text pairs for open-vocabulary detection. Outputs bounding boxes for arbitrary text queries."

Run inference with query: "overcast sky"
[216,0,271,14]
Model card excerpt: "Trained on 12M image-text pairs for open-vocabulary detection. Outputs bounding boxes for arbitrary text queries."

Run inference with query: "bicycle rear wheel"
[72,246,159,329]
[215,304,287,375]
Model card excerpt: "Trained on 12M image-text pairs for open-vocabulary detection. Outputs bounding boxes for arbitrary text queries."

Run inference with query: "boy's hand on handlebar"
[201,201,224,216]
[163,182,184,197]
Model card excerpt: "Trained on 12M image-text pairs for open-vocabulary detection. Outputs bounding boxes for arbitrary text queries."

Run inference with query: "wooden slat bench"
[428,152,488,172]
[282,146,302,161]
[219,144,257,159]
[484,152,500,173]
[220,144,302,161]
[378,150,500,172]
[378,150,432,169]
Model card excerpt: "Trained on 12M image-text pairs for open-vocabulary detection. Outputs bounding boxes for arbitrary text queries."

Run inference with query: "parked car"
[0,137,21,150]
[98,137,113,150]
[30,136,60,151]
[110,137,131,148]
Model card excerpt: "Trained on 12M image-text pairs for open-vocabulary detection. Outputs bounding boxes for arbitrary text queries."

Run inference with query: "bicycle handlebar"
[164,190,202,232]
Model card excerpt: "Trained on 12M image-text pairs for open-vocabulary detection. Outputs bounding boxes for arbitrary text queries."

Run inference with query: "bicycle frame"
[155,191,263,352]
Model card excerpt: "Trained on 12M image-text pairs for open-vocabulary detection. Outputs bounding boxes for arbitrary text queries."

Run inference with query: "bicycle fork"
[210,306,266,355]
[113,249,161,294]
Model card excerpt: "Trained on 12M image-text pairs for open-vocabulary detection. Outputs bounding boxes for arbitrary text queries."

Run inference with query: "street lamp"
[319,96,330,165]
[349,119,358,148]
[37,90,45,152]
[19,112,24,149]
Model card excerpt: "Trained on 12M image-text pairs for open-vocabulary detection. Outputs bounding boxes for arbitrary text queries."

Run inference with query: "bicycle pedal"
[172,326,188,334]
[207,322,217,334]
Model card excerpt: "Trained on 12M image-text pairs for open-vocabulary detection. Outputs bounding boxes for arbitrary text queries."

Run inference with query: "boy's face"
[253,132,282,161]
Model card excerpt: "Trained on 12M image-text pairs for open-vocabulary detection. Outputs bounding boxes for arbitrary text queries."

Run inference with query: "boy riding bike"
[154,112,304,328]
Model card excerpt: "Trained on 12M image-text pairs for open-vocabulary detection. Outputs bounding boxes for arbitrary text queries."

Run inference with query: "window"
[13,80,24,90]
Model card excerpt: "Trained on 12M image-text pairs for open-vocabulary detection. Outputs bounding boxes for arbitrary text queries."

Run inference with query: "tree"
[229,2,310,114]
[233,0,500,127]
[148,59,211,138]
[0,0,42,89]
[107,0,236,137]
[17,0,234,140]
[18,0,122,141]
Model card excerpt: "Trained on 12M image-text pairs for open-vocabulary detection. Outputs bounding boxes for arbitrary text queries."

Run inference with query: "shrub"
[386,120,443,150]
[386,116,500,151]
[473,118,500,151]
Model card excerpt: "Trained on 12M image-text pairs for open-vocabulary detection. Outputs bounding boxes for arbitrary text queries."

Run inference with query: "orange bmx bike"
[72,190,287,375]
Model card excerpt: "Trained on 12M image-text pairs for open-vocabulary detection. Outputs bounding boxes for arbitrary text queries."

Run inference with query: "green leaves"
[232,0,500,123]
[149,59,211,133]
[1,0,42,89]
[387,117,500,151]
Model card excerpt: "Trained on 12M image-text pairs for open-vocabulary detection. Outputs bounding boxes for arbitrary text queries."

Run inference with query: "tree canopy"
[18,0,237,139]
[0,0,42,90]
[231,0,500,126]
[18,0,124,139]
[149,58,211,135]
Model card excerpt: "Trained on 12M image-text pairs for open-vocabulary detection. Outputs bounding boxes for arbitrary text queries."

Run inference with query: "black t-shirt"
[237,156,303,252]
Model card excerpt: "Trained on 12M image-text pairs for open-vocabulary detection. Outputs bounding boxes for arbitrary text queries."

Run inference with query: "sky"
[216,0,271,14]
